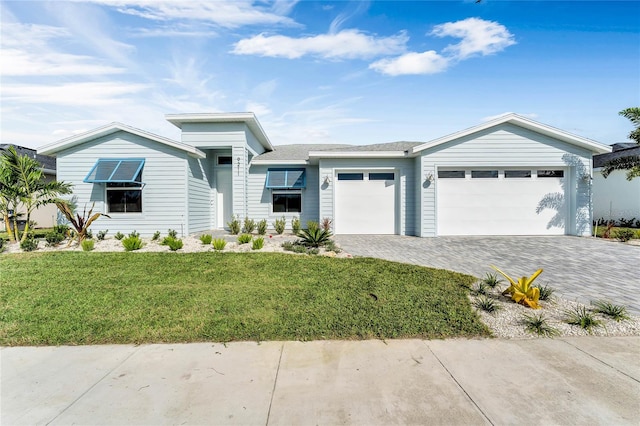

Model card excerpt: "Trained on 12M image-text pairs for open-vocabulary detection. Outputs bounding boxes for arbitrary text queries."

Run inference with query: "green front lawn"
[0,252,489,346]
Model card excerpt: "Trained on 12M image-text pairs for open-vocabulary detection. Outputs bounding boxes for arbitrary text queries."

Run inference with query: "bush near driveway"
[0,252,489,345]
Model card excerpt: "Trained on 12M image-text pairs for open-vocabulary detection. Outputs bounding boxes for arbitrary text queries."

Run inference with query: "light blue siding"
[419,123,593,236]
[187,155,212,234]
[247,164,319,228]
[55,131,188,237]
[318,158,415,236]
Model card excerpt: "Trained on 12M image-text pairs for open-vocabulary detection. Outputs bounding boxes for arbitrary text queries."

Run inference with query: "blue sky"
[1,1,638,150]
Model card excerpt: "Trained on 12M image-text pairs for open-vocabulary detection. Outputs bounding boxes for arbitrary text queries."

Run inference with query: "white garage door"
[437,169,567,236]
[334,171,396,234]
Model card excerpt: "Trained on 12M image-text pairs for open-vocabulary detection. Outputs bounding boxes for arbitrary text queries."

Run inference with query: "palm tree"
[1,146,72,242]
[602,108,640,181]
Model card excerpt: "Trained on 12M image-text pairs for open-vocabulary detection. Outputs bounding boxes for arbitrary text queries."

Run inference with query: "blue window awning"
[84,159,145,183]
[265,168,306,189]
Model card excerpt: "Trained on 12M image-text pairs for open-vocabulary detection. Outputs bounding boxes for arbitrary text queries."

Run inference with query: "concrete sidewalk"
[2,337,639,425]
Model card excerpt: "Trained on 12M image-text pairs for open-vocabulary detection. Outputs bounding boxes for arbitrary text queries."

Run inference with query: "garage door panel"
[335,173,396,234]
[437,174,566,236]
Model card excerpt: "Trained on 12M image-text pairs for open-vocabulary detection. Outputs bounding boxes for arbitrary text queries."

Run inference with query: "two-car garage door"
[334,171,396,234]
[437,169,567,236]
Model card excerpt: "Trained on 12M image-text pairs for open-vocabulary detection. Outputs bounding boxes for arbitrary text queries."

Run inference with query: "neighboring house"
[592,143,640,221]
[38,113,611,237]
[0,144,58,230]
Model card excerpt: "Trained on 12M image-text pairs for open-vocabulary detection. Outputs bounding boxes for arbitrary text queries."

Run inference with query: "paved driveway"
[335,235,640,315]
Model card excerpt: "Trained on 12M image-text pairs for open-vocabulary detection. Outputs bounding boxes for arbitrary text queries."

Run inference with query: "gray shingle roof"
[253,141,423,162]
[593,144,640,168]
[0,144,56,171]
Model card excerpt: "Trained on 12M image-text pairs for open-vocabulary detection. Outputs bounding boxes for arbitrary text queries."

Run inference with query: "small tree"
[55,201,109,245]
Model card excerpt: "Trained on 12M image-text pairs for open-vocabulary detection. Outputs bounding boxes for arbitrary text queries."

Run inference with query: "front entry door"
[216,168,232,229]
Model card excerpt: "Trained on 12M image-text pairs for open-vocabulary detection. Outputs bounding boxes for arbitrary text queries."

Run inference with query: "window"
[337,173,364,181]
[266,168,306,188]
[106,170,143,213]
[537,170,564,178]
[272,191,301,213]
[471,170,498,178]
[369,172,395,180]
[505,170,532,178]
[438,170,465,179]
[217,156,232,165]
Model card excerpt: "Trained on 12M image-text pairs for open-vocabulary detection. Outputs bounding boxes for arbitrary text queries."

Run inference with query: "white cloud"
[369,50,449,76]
[1,82,151,106]
[94,0,299,28]
[432,17,516,59]
[483,112,538,122]
[232,29,408,59]
[245,101,272,117]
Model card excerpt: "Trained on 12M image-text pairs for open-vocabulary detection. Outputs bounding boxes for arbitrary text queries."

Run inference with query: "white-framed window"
[272,190,302,213]
[106,169,143,213]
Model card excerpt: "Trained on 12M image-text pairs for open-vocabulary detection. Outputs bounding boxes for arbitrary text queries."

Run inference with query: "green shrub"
[614,228,635,242]
[257,219,268,235]
[212,238,227,251]
[165,237,183,251]
[242,217,256,234]
[45,231,65,247]
[298,226,332,248]
[282,241,317,255]
[473,296,501,313]
[273,216,286,234]
[471,282,489,296]
[114,232,125,240]
[81,239,95,252]
[481,272,502,289]
[199,234,213,245]
[591,300,630,321]
[168,229,178,239]
[538,284,555,301]
[96,230,108,241]
[152,231,161,241]
[238,234,252,244]
[252,237,264,250]
[20,238,38,252]
[227,216,240,235]
[53,224,69,235]
[307,221,319,233]
[522,313,560,337]
[128,230,140,239]
[324,239,341,253]
[122,236,143,251]
[565,306,602,333]
[291,217,301,234]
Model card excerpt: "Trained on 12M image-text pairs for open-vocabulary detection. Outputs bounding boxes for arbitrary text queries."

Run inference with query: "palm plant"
[602,107,640,181]
[298,224,332,248]
[55,201,109,245]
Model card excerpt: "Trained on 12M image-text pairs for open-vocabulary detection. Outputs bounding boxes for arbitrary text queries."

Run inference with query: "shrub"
[166,237,183,251]
[20,237,38,252]
[0,238,5,251]
[614,228,635,242]
[492,265,543,309]
[122,236,143,251]
[565,306,602,333]
[522,313,560,337]
[298,225,332,248]
[252,237,264,250]
[114,232,125,240]
[199,234,213,245]
[591,300,630,321]
[212,238,227,251]
[152,231,161,241]
[257,219,268,235]
[96,230,108,241]
[282,241,318,255]
[81,239,95,252]
[55,201,109,244]
[45,231,65,247]
[291,217,301,234]
[53,224,69,235]
[538,284,555,301]
[227,216,240,235]
[242,217,256,234]
[471,282,489,296]
[128,230,140,239]
[618,217,636,227]
[237,234,252,244]
[85,229,93,239]
[307,221,319,232]
[168,229,178,239]
[324,239,341,253]
[473,296,501,313]
[321,217,332,232]
[481,272,502,289]
[273,216,286,234]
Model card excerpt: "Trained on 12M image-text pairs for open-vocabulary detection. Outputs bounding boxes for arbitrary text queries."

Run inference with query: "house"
[592,143,640,222]
[0,144,58,230]
[38,113,611,237]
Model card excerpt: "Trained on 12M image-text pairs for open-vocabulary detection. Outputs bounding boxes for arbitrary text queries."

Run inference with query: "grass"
[473,296,501,313]
[565,306,603,333]
[522,313,560,337]
[591,300,630,322]
[0,252,490,346]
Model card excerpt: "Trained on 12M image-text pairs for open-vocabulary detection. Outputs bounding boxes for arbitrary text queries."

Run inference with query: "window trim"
[271,190,303,214]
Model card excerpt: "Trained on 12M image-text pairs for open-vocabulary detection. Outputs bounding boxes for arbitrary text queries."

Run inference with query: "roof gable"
[38,123,205,159]
[411,114,611,155]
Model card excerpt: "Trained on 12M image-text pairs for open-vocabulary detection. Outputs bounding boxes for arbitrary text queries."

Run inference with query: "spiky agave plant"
[491,265,543,309]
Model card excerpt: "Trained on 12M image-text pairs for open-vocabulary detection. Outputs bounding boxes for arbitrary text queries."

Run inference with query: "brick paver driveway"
[335,235,640,315]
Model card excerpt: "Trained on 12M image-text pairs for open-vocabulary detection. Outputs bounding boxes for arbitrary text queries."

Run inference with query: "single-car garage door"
[437,169,567,236]
[334,171,396,234]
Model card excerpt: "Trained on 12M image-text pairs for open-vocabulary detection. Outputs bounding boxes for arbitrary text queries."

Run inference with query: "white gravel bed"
[470,286,640,338]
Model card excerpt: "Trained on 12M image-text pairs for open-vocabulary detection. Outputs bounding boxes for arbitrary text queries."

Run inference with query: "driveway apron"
[335,235,640,315]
